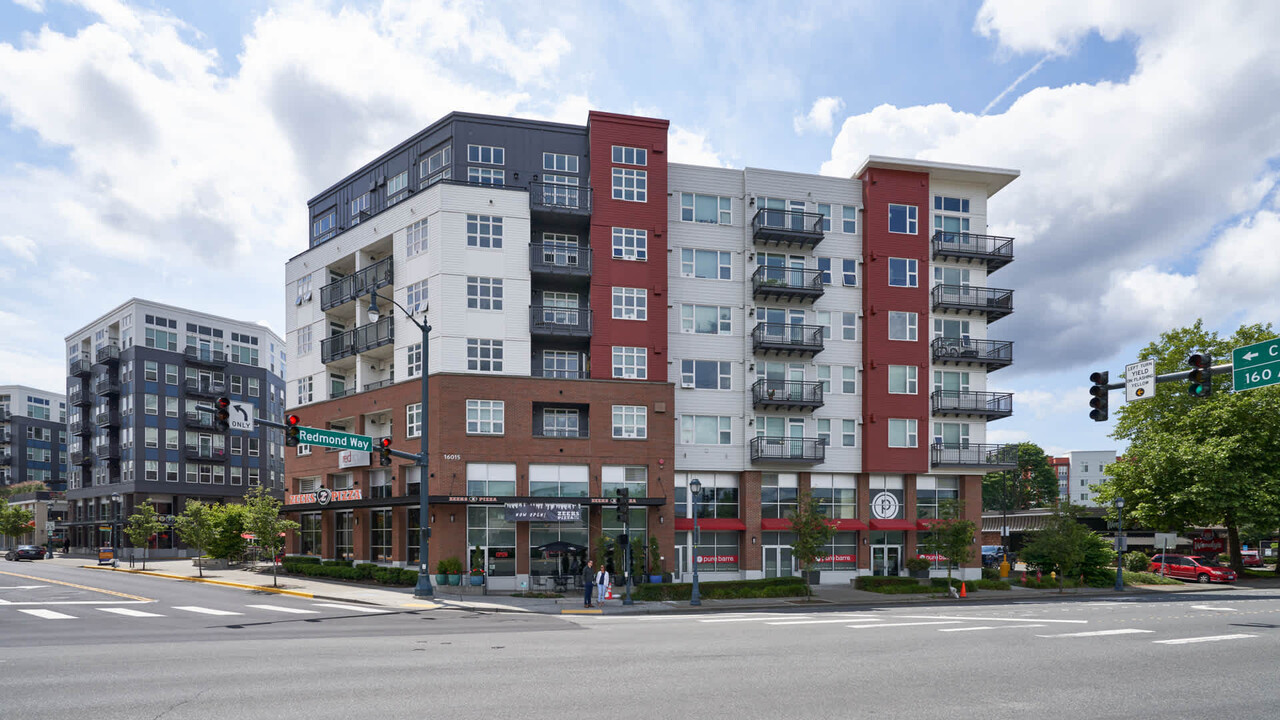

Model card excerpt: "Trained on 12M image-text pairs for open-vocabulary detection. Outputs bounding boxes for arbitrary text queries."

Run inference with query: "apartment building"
[283,110,1020,586]
[63,299,286,556]
[1052,450,1118,507]
[0,385,68,491]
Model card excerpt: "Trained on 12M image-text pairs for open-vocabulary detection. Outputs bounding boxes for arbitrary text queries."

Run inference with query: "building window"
[612,347,647,379]
[541,408,580,438]
[406,403,421,438]
[466,339,504,372]
[888,258,918,287]
[165,397,178,418]
[334,511,353,560]
[817,203,831,232]
[888,204,918,234]
[468,167,505,186]
[166,429,178,450]
[816,365,831,394]
[812,474,857,519]
[466,277,503,310]
[248,378,259,398]
[296,376,313,405]
[611,146,647,166]
[296,273,313,305]
[407,342,422,377]
[888,312,918,341]
[248,438,259,457]
[312,210,336,244]
[542,350,580,379]
[888,365,917,394]
[611,168,647,202]
[300,512,321,555]
[144,427,158,448]
[466,399,505,435]
[612,287,647,320]
[165,364,178,385]
[419,145,451,187]
[467,145,505,165]
[680,193,732,224]
[888,419,918,448]
[842,366,857,394]
[816,419,831,447]
[841,205,857,234]
[386,171,408,205]
[935,195,970,213]
[406,218,428,256]
[841,420,857,447]
[680,304,732,335]
[466,215,503,248]
[817,257,832,285]
[680,415,731,445]
[144,361,158,382]
[403,280,427,315]
[612,405,647,439]
[230,375,243,395]
[612,228,647,261]
[349,193,370,223]
[842,312,857,341]
[680,359,731,390]
[144,395,158,415]
[542,152,578,173]
[680,249,731,280]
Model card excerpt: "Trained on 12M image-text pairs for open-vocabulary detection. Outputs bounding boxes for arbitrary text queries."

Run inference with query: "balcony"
[321,317,394,364]
[70,450,92,466]
[184,346,228,368]
[184,445,227,463]
[70,357,93,378]
[184,411,219,431]
[94,345,120,365]
[320,257,394,311]
[931,231,1014,271]
[93,376,120,396]
[751,266,824,303]
[530,367,589,380]
[0,453,10,466]
[750,436,826,464]
[529,181,591,222]
[93,442,121,462]
[94,410,119,428]
[930,338,1014,371]
[184,378,226,398]
[930,443,1019,470]
[69,385,92,407]
[751,208,825,249]
[330,384,356,400]
[931,285,1014,322]
[529,306,592,338]
[363,379,394,392]
[0,430,9,444]
[751,380,824,410]
[529,243,591,280]
[70,419,93,437]
[0,408,9,422]
[752,323,825,356]
[931,390,1014,419]
[533,427,590,440]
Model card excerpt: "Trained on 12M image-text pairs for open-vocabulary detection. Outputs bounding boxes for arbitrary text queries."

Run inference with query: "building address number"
[442,453,462,460]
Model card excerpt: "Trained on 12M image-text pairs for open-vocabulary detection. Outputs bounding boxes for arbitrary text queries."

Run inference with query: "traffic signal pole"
[1085,362,1234,421]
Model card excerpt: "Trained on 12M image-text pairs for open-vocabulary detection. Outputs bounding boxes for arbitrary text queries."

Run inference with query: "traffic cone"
[959,582,967,598]
[606,584,613,600]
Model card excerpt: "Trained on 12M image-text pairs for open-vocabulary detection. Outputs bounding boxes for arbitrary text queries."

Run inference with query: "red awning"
[870,519,918,531]
[760,518,791,531]
[673,518,748,531]
[831,519,868,531]
[916,518,945,530]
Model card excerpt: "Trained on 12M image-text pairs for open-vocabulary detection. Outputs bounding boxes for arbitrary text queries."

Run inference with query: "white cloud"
[0,234,37,263]
[669,125,729,168]
[12,0,45,12]
[987,428,1032,445]
[793,96,845,135]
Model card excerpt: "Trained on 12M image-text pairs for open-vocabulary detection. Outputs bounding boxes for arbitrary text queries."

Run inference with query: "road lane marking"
[0,585,48,590]
[247,604,320,615]
[767,618,883,625]
[0,569,152,602]
[0,600,151,606]
[940,624,1046,632]
[700,615,811,623]
[1190,605,1237,611]
[173,606,243,616]
[99,608,165,618]
[311,603,390,614]
[1154,634,1256,645]
[895,615,1088,624]
[1037,629,1154,638]
[846,621,963,629]
[18,609,77,620]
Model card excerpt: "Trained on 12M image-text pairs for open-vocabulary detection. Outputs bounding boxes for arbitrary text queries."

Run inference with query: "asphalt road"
[4,561,1279,720]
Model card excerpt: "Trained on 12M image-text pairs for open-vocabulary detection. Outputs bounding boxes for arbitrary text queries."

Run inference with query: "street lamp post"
[688,478,702,606]
[367,290,433,599]
[110,492,121,560]
[1114,496,1125,592]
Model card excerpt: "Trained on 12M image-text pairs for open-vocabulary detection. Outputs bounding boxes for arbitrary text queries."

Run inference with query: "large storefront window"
[815,532,859,571]
[602,465,647,497]
[811,473,857,519]
[467,463,516,496]
[407,508,420,565]
[760,473,798,518]
[528,513,588,578]
[406,466,421,497]
[869,474,905,520]
[529,464,589,498]
[467,506,516,576]
[675,473,738,519]
[370,508,392,562]
[916,476,959,519]
[370,470,391,499]
[300,512,321,556]
[694,530,739,572]
[334,511,353,561]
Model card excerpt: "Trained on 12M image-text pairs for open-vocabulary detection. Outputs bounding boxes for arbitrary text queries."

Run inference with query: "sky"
[1,0,1278,457]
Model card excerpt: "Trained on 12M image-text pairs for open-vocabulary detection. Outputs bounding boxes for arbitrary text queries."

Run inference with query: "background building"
[0,385,68,491]
[1051,450,1119,507]
[63,299,286,556]
[4,489,66,550]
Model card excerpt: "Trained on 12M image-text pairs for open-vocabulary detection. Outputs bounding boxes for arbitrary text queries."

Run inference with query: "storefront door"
[872,546,901,576]
[675,543,688,582]
[763,545,796,578]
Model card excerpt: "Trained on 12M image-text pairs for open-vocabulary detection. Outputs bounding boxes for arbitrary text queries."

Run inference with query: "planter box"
[469,575,484,586]
[193,557,229,570]
[446,574,461,586]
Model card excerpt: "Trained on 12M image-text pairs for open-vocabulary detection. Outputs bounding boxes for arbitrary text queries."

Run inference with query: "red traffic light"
[286,414,300,426]
[215,397,231,410]
[379,437,392,449]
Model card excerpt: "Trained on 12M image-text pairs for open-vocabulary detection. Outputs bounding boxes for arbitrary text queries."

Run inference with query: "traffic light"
[617,533,628,548]
[616,487,630,522]
[213,397,231,432]
[1089,371,1109,422]
[378,437,392,466]
[284,415,300,447]
[1188,353,1213,398]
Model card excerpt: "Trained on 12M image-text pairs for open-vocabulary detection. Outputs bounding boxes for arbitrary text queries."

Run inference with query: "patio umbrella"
[536,541,587,553]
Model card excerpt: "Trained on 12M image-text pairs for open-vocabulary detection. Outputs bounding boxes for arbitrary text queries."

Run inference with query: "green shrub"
[974,579,1010,590]
[1123,570,1181,585]
[930,578,977,593]
[632,577,809,601]
[981,567,1000,581]
[322,559,353,568]
[863,582,938,594]
[1125,551,1151,573]
[285,555,321,565]
[399,569,420,584]
[854,576,920,590]
[354,563,377,580]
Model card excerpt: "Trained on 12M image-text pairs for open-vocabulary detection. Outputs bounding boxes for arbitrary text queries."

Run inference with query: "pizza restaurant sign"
[286,488,363,506]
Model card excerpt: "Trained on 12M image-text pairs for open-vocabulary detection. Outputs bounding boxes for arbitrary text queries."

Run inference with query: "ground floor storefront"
[62,491,244,558]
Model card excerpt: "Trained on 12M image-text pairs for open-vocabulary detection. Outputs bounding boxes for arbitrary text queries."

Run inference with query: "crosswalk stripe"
[247,604,320,615]
[940,624,1046,632]
[700,615,809,623]
[767,618,882,625]
[19,609,76,620]
[99,608,165,618]
[1153,634,1256,645]
[846,621,962,629]
[311,603,390,614]
[173,606,243,616]
[895,614,1088,624]
[1038,629,1153,638]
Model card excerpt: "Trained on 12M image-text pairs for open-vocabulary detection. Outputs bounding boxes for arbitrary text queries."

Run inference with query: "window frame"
[611,227,648,261]
[466,276,504,311]
[611,168,648,202]
[611,287,648,321]
[466,399,505,435]
[888,203,918,234]
[888,419,918,448]
[888,311,919,342]
[888,257,918,287]
[611,346,647,379]
[888,365,918,395]
[680,248,732,280]
[612,405,647,439]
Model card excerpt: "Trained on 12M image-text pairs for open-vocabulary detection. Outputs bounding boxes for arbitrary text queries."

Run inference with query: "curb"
[83,565,318,600]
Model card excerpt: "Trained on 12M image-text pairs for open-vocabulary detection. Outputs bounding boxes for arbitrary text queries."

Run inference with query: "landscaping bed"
[632,576,809,601]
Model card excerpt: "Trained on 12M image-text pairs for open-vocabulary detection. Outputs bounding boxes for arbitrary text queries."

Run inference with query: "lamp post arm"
[369,289,429,333]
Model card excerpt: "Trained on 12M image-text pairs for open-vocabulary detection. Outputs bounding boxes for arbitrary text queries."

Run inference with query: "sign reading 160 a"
[1233,338,1280,392]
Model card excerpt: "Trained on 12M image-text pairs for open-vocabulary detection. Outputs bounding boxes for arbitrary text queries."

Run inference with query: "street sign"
[1154,532,1177,550]
[1233,338,1280,392]
[228,401,256,432]
[1125,359,1155,402]
[295,426,373,452]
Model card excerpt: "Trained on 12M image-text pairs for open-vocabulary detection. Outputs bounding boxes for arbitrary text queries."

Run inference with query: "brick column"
[740,471,762,572]
[858,473,872,571]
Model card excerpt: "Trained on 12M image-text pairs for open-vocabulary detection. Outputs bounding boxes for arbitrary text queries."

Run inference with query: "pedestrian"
[595,564,611,606]
[581,559,596,608]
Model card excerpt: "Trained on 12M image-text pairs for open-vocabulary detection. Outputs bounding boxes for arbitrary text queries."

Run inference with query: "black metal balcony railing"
[930,337,1014,370]
[931,231,1014,271]
[751,380,824,409]
[533,427,589,440]
[0,408,9,422]
[330,384,356,400]
[320,257,394,311]
[93,443,121,461]
[70,450,92,466]
[0,430,9,444]
[184,346,228,367]
[70,419,92,436]
[94,411,118,428]
[0,453,11,466]
[930,390,1014,418]
[93,376,120,396]
[321,317,394,364]
[184,411,218,430]
[930,443,1019,468]
[184,378,225,397]
[70,357,93,377]
[751,208,825,248]
[530,366,589,380]
[529,181,592,216]
[931,284,1014,321]
[529,243,591,278]
[94,345,120,365]
[752,323,825,355]
[529,306,592,337]
[363,379,394,392]
[68,386,91,407]
[184,445,227,462]
[751,265,824,302]
[750,436,826,463]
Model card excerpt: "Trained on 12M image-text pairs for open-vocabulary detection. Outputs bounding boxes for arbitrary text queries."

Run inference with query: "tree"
[206,503,249,561]
[788,491,836,596]
[982,442,1058,512]
[921,500,978,592]
[173,500,220,578]
[0,505,34,549]
[1097,321,1280,574]
[0,481,48,502]
[242,486,299,587]
[124,501,164,570]
[1019,504,1115,592]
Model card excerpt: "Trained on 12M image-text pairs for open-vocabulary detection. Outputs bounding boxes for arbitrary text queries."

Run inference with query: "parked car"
[4,545,46,561]
[1149,554,1236,583]
[1240,550,1263,567]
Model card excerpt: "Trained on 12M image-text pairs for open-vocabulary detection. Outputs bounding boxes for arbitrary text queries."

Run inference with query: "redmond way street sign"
[1233,338,1280,392]
[296,426,373,452]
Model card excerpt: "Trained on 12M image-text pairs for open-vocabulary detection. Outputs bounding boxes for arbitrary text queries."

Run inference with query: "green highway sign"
[1233,338,1280,392]
[296,426,373,452]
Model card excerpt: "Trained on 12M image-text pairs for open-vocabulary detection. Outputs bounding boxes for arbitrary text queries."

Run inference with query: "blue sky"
[2,0,1278,458]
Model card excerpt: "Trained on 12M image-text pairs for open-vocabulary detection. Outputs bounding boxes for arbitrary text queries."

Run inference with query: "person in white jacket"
[595,566,611,605]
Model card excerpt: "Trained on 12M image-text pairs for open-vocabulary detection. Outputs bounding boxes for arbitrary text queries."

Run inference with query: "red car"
[1149,554,1236,583]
